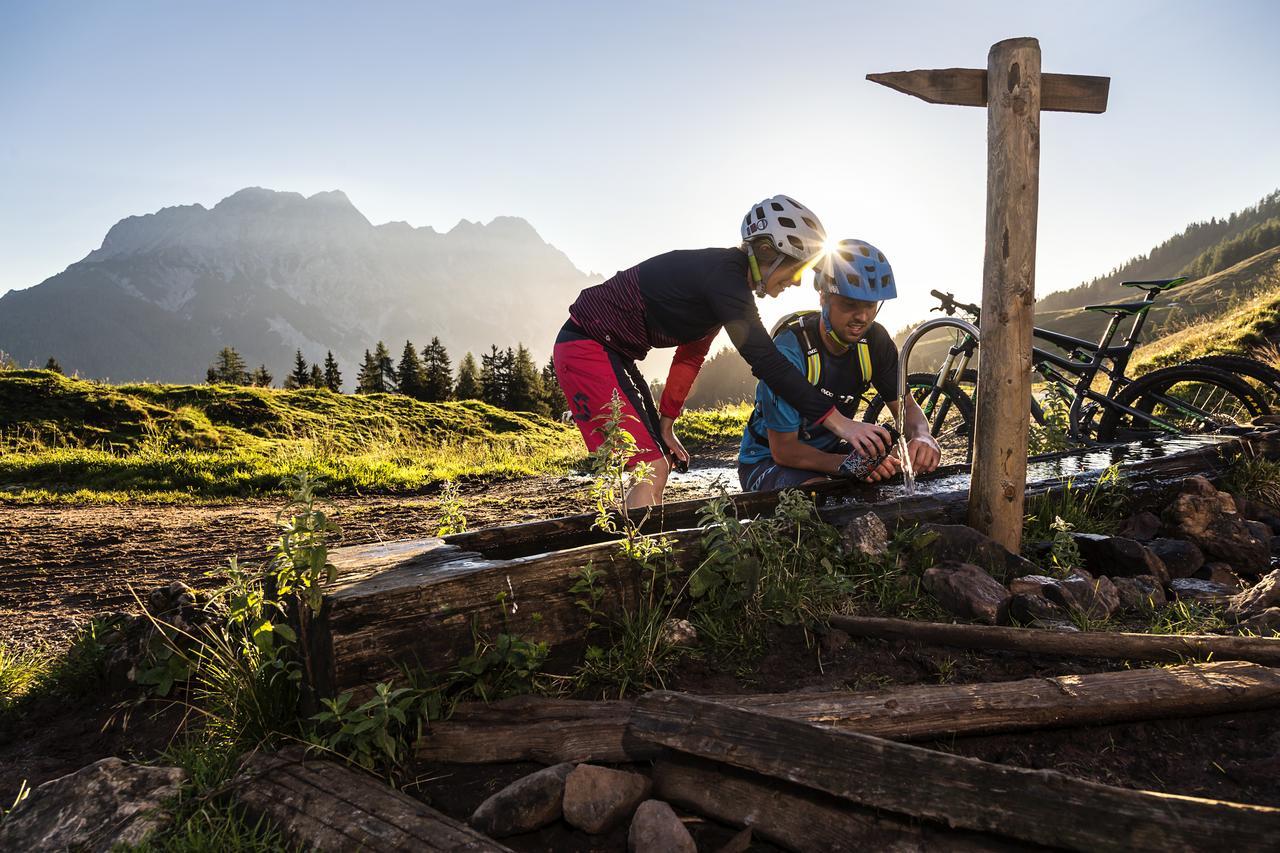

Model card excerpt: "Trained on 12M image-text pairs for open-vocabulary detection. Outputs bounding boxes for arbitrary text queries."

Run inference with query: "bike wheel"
[1186,355,1280,410]
[1095,364,1270,442]
[862,372,975,464]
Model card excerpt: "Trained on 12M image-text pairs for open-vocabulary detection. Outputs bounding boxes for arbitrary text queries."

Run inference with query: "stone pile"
[859,475,1280,632]
[469,761,697,852]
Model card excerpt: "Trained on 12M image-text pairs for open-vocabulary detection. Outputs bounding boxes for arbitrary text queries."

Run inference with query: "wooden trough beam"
[415,661,1280,765]
[232,749,511,852]
[629,691,1280,853]
[311,432,1280,698]
[830,615,1280,666]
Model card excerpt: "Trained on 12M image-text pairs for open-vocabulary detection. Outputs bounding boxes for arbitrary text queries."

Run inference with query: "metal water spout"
[895,317,981,494]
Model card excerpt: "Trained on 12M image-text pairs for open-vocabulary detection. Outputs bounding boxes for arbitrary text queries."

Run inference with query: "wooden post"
[869,38,1108,552]
[967,37,1041,550]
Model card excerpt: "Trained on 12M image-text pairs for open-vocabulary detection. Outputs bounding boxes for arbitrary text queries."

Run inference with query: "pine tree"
[455,352,482,400]
[283,349,310,390]
[396,340,426,399]
[206,347,250,384]
[421,337,453,402]
[540,356,566,417]
[309,364,324,388]
[355,349,380,394]
[480,345,515,408]
[322,351,342,392]
[44,357,63,374]
[373,341,397,393]
[507,344,544,413]
[250,364,273,387]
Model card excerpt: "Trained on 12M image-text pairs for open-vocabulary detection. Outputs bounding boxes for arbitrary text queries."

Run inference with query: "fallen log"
[829,614,1280,666]
[415,661,1280,764]
[629,691,1280,853]
[653,752,1026,853]
[232,749,511,852]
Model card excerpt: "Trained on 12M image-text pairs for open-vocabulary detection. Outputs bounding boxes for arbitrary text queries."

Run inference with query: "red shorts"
[554,321,666,466]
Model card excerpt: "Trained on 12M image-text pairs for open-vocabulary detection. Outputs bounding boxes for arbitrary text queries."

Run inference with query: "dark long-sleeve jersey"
[568,248,837,423]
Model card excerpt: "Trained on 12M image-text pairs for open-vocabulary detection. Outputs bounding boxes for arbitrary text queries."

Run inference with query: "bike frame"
[923,285,1215,440]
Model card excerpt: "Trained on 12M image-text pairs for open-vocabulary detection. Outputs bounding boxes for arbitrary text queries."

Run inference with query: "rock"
[1233,494,1280,532]
[1045,573,1120,621]
[1112,575,1168,611]
[1068,533,1169,584]
[659,619,699,648]
[1163,483,1270,574]
[1226,568,1280,621]
[1180,475,1218,497]
[1168,577,1235,603]
[1235,607,1280,636]
[563,765,652,834]
[469,762,574,838]
[1008,575,1060,596]
[718,826,754,853]
[1007,592,1069,626]
[921,562,1010,624]
[841,511,889,557]
[0,758,185,853]
[1193,562,1244,591]
[1116,511,1162,541]
[628,800,696,853]
[919,523,1038,583]
[1271,535,1280,556]
[1146,538,1205,579]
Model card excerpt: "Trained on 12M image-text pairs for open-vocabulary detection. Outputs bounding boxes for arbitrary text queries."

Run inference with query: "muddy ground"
[0,455,741,650]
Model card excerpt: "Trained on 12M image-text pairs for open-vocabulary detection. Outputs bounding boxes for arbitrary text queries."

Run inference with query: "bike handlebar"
[930,289,981,317]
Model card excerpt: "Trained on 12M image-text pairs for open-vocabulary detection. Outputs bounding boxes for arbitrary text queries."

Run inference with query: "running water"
[896,410,916,495]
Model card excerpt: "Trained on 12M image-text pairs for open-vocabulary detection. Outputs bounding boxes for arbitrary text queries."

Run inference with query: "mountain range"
[0,188,601,385]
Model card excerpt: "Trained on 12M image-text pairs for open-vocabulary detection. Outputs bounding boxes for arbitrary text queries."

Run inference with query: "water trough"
[305,430,1280,699]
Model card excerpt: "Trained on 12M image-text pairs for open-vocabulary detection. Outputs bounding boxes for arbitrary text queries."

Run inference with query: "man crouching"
[737,239,941,491]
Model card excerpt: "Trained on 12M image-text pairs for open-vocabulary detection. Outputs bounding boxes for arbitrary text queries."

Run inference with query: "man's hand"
[906,435,942,475]
[825,413,892,458]
[659,416,690,471]
[862,454,900,483]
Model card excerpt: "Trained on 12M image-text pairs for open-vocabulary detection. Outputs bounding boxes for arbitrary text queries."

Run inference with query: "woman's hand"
[659,416,690,469]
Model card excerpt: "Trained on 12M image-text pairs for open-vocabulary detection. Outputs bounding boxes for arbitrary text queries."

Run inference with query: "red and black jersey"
[568,248,837,423]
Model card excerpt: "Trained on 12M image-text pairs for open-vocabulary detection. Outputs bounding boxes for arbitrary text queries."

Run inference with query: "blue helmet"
[814,239,897,302]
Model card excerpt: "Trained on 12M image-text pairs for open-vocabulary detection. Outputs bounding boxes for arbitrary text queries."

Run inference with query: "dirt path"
[0,459,732,650]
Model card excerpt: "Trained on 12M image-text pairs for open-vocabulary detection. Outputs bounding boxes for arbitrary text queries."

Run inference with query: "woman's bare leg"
[625,457,671,509]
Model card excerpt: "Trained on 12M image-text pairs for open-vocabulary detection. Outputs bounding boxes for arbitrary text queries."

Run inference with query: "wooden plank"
[654,752,1027,853]
[829,615,1280,666]
[867,68,1109,113]
[967,37,1041,553]
[629,691,1280,853]
[415,662,1280,764]
[233,749,511,852]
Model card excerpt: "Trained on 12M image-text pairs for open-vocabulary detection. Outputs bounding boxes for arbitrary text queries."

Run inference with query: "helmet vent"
[787,235,805,250]
[770,202,785,212]
[755,206,765,220]
[778,216,797,228]
[838,250,855,262]
[802,217,818,230]
[845,273,860,285]
[785,198,800,207]
[859,246,871,257]
[877,252,887,263]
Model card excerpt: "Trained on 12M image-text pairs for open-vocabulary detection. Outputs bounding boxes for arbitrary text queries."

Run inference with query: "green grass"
[0,370,584,502]
[677,403,751,451]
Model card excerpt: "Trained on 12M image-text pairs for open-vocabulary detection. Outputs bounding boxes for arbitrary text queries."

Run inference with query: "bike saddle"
[1120,277,1187,291]
[1083,301,1151,316]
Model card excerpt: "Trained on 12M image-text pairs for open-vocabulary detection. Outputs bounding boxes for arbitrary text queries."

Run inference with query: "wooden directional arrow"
[869,37,1110,552]
[867,68,1110,113]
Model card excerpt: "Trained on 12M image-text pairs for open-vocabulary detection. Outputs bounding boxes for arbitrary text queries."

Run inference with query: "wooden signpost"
[869,38,1109,551]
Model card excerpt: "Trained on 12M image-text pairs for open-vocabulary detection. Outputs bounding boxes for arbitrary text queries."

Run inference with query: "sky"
[3,0,1279,341]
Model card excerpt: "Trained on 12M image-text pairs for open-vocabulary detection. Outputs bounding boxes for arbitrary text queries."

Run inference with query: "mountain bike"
[863,277,1275,457]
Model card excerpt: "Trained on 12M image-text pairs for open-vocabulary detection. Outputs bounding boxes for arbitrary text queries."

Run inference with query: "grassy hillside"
[0,371,582,502]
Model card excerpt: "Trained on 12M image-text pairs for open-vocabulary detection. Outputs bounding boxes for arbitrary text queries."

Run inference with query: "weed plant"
[1024,465,1130,543]
[1146,600,1229,635]
[1221,451,1280,509]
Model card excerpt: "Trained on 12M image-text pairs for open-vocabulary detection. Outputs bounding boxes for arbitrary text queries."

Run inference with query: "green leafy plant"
[843,524,945,620]
[434,479,468,536]
[1025,465,1130,542]
[311,682,432,779]
[1044,516,1084,578]
[1028,383,1073,455]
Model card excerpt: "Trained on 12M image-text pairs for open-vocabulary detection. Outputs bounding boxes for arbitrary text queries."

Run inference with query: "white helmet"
[740,195,827,262]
